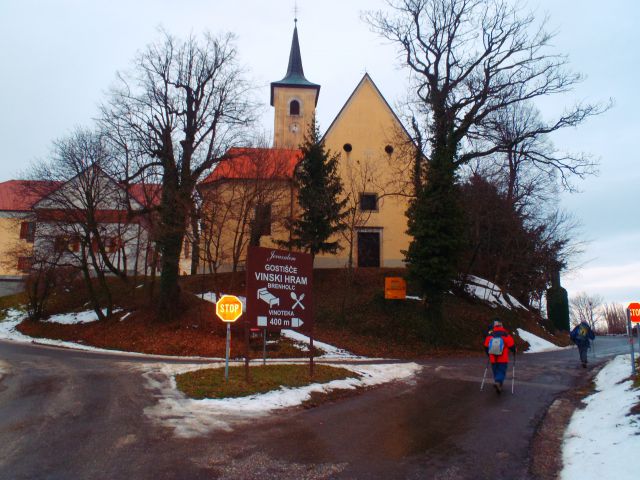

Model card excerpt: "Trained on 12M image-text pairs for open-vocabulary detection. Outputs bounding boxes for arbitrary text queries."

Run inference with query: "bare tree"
[30,128,151,320]
[340,152,385,269]
[198,146,293,280]
[100,30,256,320]
[570,292,603,332]
[601,303,627,335]
[366,0,606,307]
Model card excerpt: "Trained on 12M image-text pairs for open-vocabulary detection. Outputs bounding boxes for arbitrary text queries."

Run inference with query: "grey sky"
[0,0,637,306]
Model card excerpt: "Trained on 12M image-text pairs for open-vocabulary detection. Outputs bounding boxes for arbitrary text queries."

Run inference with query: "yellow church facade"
[198,23,415,271]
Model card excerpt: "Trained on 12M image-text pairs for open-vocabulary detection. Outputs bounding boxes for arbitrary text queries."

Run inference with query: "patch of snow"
[463,275,528,311]
[44,309,121,325]
[200,292,246,311]
[516,328,566,353]
[406,295,422,301]
[142,361,422,438]
[561,355,640,480]
[280,329,360,359]
[0,309,226,361]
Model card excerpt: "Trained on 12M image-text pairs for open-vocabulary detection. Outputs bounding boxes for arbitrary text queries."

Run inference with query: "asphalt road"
[0,337,631,480]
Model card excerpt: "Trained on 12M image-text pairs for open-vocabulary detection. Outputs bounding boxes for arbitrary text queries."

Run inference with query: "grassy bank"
[176,364,359,399]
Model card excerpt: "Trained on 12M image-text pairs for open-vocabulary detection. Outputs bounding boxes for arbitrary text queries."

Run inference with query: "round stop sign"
[216,295,243,322]
[628,302,640,323]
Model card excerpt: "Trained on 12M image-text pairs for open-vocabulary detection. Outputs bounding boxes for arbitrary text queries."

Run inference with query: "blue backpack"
[488,336,505,355]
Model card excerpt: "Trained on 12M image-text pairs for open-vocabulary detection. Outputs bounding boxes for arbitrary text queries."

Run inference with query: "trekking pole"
[511,351,516,394]
[480,358,490,391]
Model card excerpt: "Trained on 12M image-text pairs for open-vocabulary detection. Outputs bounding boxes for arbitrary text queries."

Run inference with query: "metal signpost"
[246,246,314,373]
[628,302,640,375]
[215,295,244,381]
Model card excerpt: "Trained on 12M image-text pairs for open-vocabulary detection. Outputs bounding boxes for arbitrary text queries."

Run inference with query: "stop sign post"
[626,302,640,376]
[216,295,243,381]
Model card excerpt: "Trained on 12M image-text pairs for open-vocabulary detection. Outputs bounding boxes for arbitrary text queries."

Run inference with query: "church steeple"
[270,23,320,107]
[271,22,320,148]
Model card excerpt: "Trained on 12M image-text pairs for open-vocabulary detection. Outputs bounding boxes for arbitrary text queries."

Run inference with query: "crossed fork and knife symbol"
[291,292,305,310]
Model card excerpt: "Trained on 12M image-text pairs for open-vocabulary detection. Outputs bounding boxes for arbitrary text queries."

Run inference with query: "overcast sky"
[0,0,637,307]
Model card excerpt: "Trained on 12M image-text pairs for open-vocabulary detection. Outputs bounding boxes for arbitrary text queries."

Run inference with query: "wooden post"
[244,320,251,383]
[309,331,315,377]
[263,329,267,365]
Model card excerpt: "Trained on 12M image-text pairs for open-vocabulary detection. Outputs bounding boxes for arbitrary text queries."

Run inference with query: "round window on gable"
[385,145,394,155]
[289,100,300,116]
[343,143,352,153]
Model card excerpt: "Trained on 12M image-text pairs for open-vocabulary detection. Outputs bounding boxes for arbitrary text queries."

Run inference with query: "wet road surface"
[0,337,630,479]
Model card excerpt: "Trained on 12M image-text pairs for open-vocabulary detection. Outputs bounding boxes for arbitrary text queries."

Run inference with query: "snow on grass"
[43,309,120,325]
[141,360,422,438]
[280,329,360,359]
[199,293,359,359]
[516,328,566,353]
[0,309,225,360]
[561,354,640,480]
[199,292,246,310]
[464,275,528,310]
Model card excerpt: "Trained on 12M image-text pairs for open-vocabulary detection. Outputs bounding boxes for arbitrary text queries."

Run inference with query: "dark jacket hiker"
[483,321,516,394]
[570,321,595,368]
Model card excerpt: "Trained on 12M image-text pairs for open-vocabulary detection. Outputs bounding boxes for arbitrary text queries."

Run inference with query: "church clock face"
[289,122,299,133]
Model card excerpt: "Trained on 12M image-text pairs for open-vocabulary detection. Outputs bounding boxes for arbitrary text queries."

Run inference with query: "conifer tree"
[404,152,464,317]
[286,118,347,259]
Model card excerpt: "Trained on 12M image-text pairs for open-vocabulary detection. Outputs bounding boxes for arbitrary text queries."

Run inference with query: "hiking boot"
[494,382,502,394]
[582,361,587,368]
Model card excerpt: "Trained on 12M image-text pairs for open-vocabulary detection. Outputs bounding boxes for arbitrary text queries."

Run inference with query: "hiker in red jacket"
[483,320,516,394]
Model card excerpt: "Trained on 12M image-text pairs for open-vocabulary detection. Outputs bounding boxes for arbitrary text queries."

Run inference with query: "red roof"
[0,180,62,212]
[0,179,161,212]
[127,183,162,208]
[201,148,301,184]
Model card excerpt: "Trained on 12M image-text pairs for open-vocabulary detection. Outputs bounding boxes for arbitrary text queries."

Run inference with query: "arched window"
[289,100,300,116]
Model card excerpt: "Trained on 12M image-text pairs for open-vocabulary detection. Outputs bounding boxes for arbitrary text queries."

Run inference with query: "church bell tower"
[270,21,320,148]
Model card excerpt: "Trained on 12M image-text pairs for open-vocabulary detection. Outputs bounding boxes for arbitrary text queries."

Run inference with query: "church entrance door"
[357,230,381,268]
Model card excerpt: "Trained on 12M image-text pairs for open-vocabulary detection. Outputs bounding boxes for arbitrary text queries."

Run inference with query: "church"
[198,21,415,272]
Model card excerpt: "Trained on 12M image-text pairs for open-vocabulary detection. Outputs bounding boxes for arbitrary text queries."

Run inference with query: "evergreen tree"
[404,151,464,316]
[286,118,348,258]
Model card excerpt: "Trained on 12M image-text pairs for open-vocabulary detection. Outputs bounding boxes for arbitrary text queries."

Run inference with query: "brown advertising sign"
[246,246,313,331]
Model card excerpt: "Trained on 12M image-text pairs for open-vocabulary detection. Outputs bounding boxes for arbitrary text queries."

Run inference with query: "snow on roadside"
[141,361,422,438]
[0,309,224,360]
[561,355,640,480]
[516,328,566,353]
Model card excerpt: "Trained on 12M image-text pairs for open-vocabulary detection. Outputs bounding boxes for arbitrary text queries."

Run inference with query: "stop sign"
[628,302,640,323]
[216,295,243,322]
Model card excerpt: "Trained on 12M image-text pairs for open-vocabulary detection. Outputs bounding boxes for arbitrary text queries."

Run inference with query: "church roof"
[270,24,320,106]
[201,148,302,184]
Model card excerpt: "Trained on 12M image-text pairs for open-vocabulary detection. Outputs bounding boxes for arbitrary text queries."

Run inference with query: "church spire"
[270,21,320,106]
[284,24,305,81]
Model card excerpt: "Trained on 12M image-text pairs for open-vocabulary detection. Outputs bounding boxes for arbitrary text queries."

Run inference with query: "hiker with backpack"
[570,320,595,368]
[483,320,516,394]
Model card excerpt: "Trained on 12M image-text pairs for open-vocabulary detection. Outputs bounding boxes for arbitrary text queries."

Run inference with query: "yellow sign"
[215,295,243,322]
[385,277,407,300]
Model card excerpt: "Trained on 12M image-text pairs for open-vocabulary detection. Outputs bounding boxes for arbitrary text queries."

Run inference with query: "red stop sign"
[629,302,640,323]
